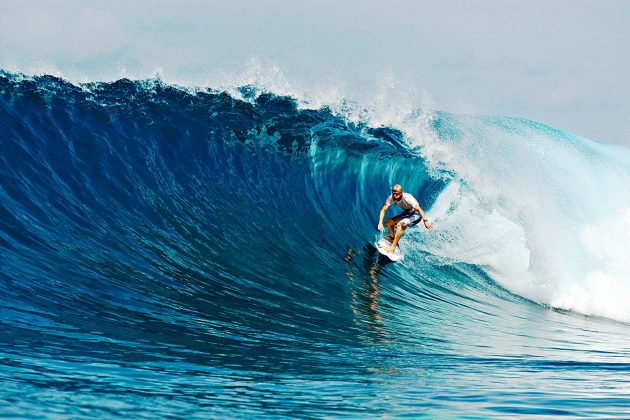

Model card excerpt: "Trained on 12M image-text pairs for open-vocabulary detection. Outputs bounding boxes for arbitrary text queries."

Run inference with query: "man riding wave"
[377,184,433,253]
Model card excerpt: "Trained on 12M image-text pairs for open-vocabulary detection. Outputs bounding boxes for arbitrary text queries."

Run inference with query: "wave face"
[1,72,630,417]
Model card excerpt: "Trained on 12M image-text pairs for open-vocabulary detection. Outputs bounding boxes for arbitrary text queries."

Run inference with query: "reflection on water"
[345,244,395,345]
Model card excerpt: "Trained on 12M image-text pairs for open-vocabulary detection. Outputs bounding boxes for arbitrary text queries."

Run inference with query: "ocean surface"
[1,71,630,418]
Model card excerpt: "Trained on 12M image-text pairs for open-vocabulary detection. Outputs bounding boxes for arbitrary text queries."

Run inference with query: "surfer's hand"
[377,223,384,231]
[424,220,433,230]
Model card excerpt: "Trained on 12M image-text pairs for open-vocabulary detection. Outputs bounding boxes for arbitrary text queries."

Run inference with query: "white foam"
[401,113,630,322]
[551,208,630,320]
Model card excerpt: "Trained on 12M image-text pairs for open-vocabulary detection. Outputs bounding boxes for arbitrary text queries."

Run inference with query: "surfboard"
[376,237,403,262]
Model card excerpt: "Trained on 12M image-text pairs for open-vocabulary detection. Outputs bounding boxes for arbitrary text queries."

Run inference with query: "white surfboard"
[376,237,403,262]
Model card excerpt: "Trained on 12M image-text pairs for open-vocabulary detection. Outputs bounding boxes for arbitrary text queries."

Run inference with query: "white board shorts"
[391,210,422,227]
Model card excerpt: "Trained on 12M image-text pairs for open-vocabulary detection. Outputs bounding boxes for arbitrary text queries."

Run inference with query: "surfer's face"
[392,190,402,201]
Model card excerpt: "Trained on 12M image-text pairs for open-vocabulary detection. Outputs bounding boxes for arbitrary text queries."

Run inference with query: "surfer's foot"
[384,236,394,243]
[386,246,396,253]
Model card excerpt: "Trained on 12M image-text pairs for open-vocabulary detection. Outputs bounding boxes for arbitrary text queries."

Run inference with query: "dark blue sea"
[1,71,630,418]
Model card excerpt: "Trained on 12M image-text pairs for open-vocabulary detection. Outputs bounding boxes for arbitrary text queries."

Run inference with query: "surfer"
[377,184,432,253]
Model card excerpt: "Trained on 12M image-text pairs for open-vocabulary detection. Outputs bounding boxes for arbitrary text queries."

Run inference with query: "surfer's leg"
[386,211,408,240]
[385,218,397,241]
[387,223,407,253]
[386,211,412,251]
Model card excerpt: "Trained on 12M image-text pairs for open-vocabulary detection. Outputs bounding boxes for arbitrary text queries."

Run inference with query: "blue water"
[1,71,630,418]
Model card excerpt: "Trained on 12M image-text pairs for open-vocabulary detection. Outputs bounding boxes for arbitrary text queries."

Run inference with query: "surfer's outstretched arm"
[414,204,433,230]
[377,203,390,232]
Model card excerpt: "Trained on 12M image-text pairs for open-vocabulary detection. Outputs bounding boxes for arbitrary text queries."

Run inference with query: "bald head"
[391,184,403,201]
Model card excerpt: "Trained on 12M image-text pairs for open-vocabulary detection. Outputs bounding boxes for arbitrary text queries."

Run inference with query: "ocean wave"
[2,71,630,417]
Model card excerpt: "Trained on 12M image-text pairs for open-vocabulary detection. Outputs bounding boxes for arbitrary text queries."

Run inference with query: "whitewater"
[1,71,630,417]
